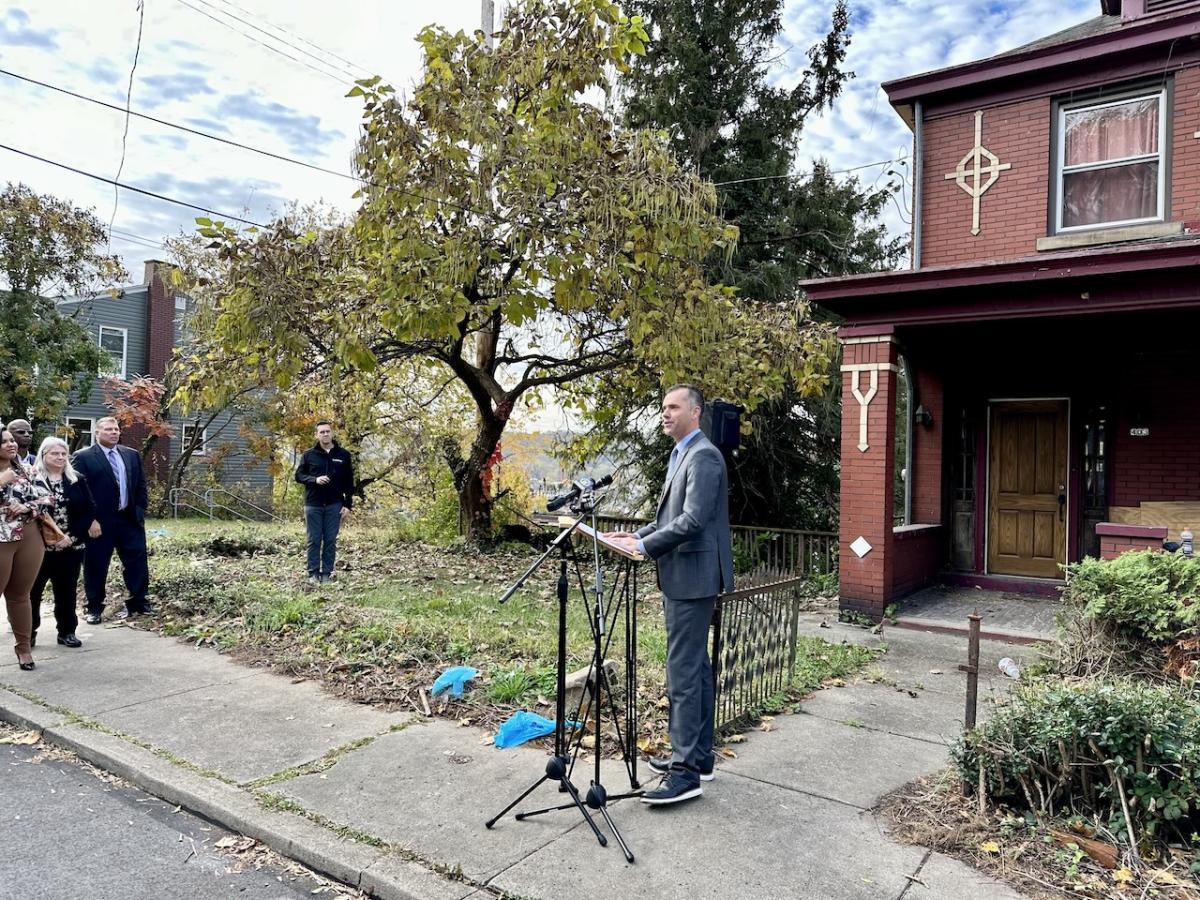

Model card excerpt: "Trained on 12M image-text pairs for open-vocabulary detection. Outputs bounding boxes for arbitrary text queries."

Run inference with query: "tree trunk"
[459,467,494,540]
[444,411,507,542]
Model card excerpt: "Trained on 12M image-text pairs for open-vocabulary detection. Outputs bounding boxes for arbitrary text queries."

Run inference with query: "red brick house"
[803,0,1200,619]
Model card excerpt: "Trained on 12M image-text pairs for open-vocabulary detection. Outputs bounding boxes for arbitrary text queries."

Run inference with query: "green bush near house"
[1065,550,1200,642]
[954,678,1200,845]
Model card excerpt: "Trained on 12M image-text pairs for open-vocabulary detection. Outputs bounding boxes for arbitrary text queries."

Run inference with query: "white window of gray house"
[62,417,94,452]
[181,424,208,456]
[1056,90,1166,232]
[98,326,128,379]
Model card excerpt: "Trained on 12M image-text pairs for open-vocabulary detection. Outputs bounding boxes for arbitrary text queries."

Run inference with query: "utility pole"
[483,0,494,48]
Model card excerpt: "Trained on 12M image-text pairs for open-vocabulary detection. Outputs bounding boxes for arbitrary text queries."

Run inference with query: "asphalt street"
[0,726,356,900]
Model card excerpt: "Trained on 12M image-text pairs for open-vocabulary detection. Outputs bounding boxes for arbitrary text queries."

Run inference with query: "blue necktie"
[666,446,680,482]
[106,447,128,509]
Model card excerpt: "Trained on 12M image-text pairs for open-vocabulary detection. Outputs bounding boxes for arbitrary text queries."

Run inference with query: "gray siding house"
[57,260,273,510]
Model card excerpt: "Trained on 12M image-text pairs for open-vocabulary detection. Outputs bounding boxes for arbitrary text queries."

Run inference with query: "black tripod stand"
[485,497,640,862]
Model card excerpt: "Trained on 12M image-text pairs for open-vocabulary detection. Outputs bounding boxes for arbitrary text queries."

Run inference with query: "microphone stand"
[486,509,608,846]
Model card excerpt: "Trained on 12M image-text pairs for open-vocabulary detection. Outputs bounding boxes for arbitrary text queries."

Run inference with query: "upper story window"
[98,325,128,379]
[181,423,208,456]
[1056,89,1166,232]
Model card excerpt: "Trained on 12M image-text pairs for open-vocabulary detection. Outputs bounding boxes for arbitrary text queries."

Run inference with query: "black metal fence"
[592,514,838,578]
[710,574,807,733]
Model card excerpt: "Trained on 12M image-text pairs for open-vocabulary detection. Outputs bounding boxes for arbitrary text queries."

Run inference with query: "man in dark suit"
[606,384,733,805]
[72,416,152,623]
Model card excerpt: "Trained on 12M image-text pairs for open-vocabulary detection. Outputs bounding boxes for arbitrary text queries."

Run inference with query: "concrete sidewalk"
[0,612,1039,899]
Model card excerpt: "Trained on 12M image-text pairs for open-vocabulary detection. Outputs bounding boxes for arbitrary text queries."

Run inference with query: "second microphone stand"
[485,491,637,862]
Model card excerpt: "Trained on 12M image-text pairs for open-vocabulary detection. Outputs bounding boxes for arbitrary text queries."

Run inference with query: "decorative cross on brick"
[944,110,1012,236]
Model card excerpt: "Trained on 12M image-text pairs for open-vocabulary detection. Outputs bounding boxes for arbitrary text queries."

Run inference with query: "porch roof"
[803,237,1200,327]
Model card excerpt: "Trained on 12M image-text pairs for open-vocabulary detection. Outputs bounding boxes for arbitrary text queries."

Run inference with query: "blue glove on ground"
[431,665,480,698]
[493,711,557,749]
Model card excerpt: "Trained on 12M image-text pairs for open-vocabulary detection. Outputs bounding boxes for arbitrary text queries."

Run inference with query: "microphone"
[545,473,613,512]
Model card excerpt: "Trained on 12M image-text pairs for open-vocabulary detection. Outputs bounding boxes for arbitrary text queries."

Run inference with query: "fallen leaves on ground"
[0,730,40,745]
[881,772,1200,900]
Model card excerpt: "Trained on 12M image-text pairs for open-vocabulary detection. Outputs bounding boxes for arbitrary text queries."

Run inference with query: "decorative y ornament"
[850,369,878,453]
[944,110,1011,236]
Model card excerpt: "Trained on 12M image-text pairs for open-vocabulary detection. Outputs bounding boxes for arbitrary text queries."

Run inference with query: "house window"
[181,424,208,456]
[62,417,95,452]
[1056,90,1166,231]
[98,326,128,379]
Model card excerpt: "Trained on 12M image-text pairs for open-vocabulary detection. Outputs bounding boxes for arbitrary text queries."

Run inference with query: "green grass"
[793,637,880,693]
[143,519,856,738]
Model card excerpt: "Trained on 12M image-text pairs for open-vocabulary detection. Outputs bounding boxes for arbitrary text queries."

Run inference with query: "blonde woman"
[30,437,97,648]
[0,428,48,670]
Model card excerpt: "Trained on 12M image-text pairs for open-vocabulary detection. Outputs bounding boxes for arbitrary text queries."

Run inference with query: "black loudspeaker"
[704,401,742,453]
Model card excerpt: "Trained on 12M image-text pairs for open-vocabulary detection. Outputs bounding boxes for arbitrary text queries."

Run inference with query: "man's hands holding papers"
[603,531,642,556]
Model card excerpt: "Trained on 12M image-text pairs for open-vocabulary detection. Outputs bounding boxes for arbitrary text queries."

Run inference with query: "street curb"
[0,689,477,900]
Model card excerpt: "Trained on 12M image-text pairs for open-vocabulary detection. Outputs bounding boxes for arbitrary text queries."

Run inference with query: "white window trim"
[182,424,208,456]
[63,416,96,448]
[98,325,128,379]
[1054,89,1167,234]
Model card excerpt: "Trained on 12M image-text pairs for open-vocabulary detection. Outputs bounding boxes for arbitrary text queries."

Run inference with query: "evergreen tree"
[619,0,906,529]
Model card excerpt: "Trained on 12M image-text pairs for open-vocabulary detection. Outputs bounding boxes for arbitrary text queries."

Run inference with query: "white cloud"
[0,0,490,278]
[0,0,1101,281]
[782,0,1099,247]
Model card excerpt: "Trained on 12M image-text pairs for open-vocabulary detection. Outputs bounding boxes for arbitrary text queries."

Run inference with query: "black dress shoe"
[128,603,156,616]
[57,634,82,648]
[84,612,101,625]
[640,772,702,805]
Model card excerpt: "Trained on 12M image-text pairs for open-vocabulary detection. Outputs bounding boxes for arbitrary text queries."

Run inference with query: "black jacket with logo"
[294,443,355,509]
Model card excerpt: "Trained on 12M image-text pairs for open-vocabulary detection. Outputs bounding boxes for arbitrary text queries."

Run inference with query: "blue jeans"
[304,504,343,577]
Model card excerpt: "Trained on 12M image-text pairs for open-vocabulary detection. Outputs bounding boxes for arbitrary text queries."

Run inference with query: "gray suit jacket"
[636,433,734,600]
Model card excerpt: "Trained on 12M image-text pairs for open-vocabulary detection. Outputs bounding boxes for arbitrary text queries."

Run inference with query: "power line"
[0,142,266,227]
[111,0,145,237]
[111,227,166,249]
[0,67,359,184]
[193,0,362,81]
[713,156,907,187]
[171,0,350,85]
[208,0,375,81]
[1,67,500,221]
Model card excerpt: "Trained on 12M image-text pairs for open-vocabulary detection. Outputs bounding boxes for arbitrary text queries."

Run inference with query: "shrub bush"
[954,678,1200,845]
[1065,550,1200,642]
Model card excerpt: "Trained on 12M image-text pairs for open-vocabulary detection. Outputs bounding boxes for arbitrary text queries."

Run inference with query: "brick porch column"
[838,326,900,620]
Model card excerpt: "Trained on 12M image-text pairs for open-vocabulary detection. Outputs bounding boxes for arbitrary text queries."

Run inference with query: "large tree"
[0,183,126,424]
[187,0,833,538]
[618,0,906,528]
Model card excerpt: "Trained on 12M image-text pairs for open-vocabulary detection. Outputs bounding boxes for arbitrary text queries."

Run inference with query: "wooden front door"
[988,401,1068,578]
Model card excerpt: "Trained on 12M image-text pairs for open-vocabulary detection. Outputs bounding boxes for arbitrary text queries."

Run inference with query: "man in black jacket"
[294,421,354,584]
[72,416,152,623]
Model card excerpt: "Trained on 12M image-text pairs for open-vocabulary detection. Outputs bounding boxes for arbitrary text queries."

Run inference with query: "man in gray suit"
[606,384,733,805]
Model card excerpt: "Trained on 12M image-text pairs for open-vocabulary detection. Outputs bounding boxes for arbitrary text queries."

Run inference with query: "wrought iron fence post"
[786,582,800,685]
[710,594,724,733]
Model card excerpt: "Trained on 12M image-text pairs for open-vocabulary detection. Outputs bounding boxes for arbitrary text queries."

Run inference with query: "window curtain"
[1062,97,1159,227]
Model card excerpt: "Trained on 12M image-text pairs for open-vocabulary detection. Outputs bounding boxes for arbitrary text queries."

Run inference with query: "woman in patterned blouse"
[0,427,48,670]
[30,437,97,649]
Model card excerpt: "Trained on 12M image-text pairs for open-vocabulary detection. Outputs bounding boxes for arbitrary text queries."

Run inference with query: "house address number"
[1130,427,1150,437]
